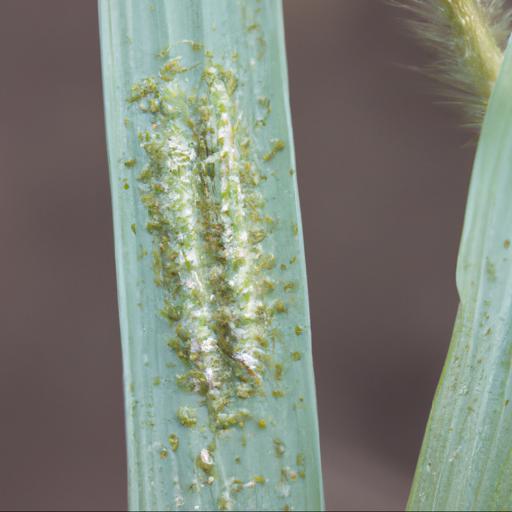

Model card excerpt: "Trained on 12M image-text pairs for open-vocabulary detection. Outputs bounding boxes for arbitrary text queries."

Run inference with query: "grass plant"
[99,1,323,510]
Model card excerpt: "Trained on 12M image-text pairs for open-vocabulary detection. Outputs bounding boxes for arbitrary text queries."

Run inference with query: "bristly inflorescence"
[396,0,512,128]
[127,46,286,431]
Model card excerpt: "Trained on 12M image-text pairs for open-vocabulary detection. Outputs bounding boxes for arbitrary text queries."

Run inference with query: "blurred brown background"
[0,1,475,510]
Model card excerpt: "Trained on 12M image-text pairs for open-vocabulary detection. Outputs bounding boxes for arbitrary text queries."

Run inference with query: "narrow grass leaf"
[98,1,323,510]
[408,38,512,511]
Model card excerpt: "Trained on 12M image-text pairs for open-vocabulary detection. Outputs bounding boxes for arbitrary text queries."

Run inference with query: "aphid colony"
[127,48,287,430]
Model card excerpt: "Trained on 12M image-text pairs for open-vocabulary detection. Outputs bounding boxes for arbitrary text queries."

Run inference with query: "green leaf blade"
[99,1,323,510]
[408,38,512,512]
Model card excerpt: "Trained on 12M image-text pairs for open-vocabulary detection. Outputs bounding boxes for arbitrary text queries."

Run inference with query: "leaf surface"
[408,38,512,511]
[99,1,323,510]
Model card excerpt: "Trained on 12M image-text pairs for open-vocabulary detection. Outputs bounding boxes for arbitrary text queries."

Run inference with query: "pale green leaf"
[98,1,323,510]
[408,38,512,511]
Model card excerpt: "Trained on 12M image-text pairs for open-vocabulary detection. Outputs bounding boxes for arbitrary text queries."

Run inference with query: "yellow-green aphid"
[273,438,285,458]
[217,494,232,511]
[177,406,197,427]
[283,281,296,292]
[156,46,170,59]
[274,300,288,314]
[168,433,179,452]
[256,96,271,127]
[196,448,215,475]
[159,57,187,81]
[127,77,158,103]
[275,363,283,380]
[263,139,285,161]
